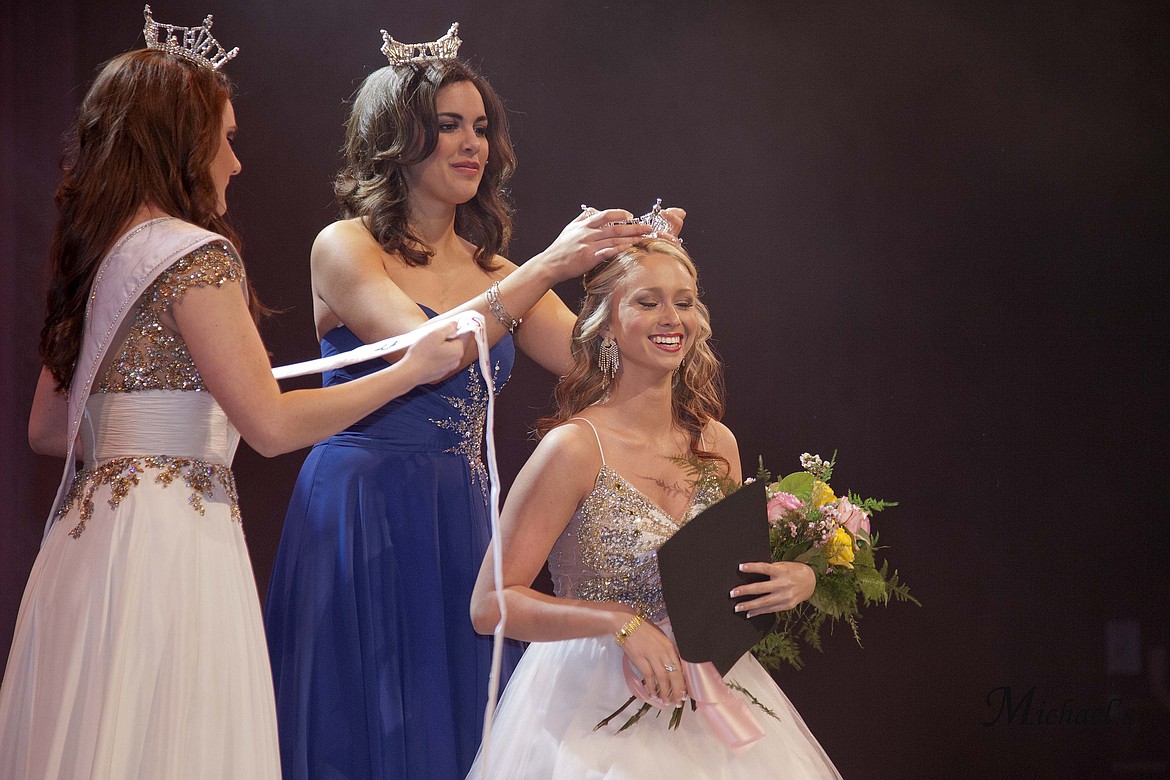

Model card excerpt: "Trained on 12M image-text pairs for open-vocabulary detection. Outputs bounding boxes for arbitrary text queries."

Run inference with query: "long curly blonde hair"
[538,239,726,463]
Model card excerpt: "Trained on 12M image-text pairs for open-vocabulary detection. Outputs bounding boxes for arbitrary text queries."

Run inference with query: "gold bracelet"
[614,614,645,647]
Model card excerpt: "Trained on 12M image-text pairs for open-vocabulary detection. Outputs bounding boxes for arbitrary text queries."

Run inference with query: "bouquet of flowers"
[594,451,915,737]
[748,452,917,672]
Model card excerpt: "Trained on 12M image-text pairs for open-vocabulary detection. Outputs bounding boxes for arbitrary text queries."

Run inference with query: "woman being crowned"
[468,234,842,778]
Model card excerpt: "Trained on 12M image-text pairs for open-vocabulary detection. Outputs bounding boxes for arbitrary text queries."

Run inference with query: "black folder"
[657,479,773,676]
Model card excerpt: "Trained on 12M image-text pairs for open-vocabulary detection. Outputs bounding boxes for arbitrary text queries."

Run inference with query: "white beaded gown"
[468,422,841,779]
[0,219,280,778]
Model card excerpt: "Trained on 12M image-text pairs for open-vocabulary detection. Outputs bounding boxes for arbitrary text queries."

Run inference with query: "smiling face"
[209,99,240,215]
[607,251,700,379]
[402,80,488,210]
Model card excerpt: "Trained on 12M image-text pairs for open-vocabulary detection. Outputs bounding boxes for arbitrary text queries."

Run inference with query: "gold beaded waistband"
[57,455,240,539]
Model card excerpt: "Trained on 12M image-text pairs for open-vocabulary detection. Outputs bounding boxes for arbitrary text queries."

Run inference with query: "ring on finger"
[664,663,677,673]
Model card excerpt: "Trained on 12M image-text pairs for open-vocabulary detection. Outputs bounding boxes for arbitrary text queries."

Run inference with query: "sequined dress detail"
[468,420,842,779]
[58,243,244,539]
[550,465,723,621]
[265,306,521,780]
[0,222,280,779]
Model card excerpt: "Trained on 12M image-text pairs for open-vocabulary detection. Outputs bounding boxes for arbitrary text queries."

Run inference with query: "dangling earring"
[598,336,620,384]
[672,356,686,382]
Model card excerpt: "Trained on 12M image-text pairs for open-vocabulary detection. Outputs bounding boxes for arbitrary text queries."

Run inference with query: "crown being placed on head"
[143,4,239,70]
[380,22,462,66]
[582,198,675,238]
[632,198,672,236]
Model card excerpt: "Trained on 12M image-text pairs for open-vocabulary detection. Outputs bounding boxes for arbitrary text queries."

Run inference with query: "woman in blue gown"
[262,29,673,779]
[266,312,515,778]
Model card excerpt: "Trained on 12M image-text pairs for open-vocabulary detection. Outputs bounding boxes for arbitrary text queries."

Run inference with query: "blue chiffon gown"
[264,309,522,779]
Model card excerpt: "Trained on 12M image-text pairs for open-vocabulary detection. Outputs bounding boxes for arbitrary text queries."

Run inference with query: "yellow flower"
[823,527,855,568]
[810,480,836,508]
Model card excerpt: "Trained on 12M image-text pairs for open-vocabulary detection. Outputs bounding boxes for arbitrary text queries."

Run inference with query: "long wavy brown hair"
[335,59,516,270]
[40,49,262,391]
[538,239,727,464]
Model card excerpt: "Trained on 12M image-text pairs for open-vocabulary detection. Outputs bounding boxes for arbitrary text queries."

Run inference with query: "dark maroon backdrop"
[3,2,1168,777]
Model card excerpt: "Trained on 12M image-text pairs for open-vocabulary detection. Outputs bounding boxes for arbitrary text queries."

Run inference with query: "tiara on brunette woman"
[143,5,238,70]
[380,22,462,65]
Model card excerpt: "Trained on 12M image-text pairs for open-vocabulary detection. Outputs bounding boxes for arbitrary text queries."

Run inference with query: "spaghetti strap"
[567,417,606,466]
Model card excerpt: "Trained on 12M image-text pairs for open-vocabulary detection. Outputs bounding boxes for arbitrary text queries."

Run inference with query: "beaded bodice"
[58,241,245,539]
[317,307,514,502]
[98,242,242,393]
[548,465,723,622]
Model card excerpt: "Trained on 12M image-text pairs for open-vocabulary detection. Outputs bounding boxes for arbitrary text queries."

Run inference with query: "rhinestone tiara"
[142,4,239,70]
[580,198,678,291]
[631,198,672,236]
[380,22,462,66]
[582,198,674,237]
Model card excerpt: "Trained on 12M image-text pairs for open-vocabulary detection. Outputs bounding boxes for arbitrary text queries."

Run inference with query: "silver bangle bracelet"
[486,281,522,334]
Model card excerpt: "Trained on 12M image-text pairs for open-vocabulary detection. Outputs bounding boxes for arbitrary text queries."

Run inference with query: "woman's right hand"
[534,208,655,283]
[398,321,471,386]
[617,615,688,707]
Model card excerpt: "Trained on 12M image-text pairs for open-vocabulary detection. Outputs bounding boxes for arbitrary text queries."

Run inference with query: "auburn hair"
[41,49,263,391]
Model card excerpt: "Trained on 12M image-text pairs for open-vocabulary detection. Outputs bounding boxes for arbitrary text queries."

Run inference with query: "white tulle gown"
[468,421,840,779]
[0,226,280,778]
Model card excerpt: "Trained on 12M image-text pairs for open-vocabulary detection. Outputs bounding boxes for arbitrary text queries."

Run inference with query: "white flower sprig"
[798,452,833,481]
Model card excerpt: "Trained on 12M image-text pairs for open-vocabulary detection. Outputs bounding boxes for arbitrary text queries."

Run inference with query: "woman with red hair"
[0,12,470,777]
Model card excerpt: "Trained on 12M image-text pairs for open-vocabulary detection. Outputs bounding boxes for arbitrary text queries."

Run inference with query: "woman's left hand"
[662,207,686,239]
[731,562,816,618]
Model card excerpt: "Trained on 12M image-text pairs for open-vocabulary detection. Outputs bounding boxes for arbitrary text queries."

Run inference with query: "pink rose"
[836,497,870,536]
[767,492,803,525]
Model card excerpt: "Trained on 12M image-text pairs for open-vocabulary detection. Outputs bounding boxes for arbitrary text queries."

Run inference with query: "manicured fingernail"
[728,589,737,598]
[734,604,744,612]
[745,611,755,619]
[738,563,746,571]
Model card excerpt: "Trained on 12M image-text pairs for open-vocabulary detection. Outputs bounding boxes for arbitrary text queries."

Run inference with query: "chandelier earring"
[598,336,620,383]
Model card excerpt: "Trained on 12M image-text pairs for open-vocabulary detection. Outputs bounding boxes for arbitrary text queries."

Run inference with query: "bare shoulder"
[314,217,368,247]
[537,419,604,468]
[701,419,742,481]
[522,419,605,492]
[312,219,381,269]
[702,419,738,455]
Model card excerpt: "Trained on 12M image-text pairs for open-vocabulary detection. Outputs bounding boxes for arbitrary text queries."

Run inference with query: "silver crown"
[585,198,673,236]
[632,198,672,236]
[143,5,238,70]
[380,22,462,66]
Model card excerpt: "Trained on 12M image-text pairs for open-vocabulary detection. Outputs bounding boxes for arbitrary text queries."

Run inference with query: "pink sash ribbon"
[620,622,765,751]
